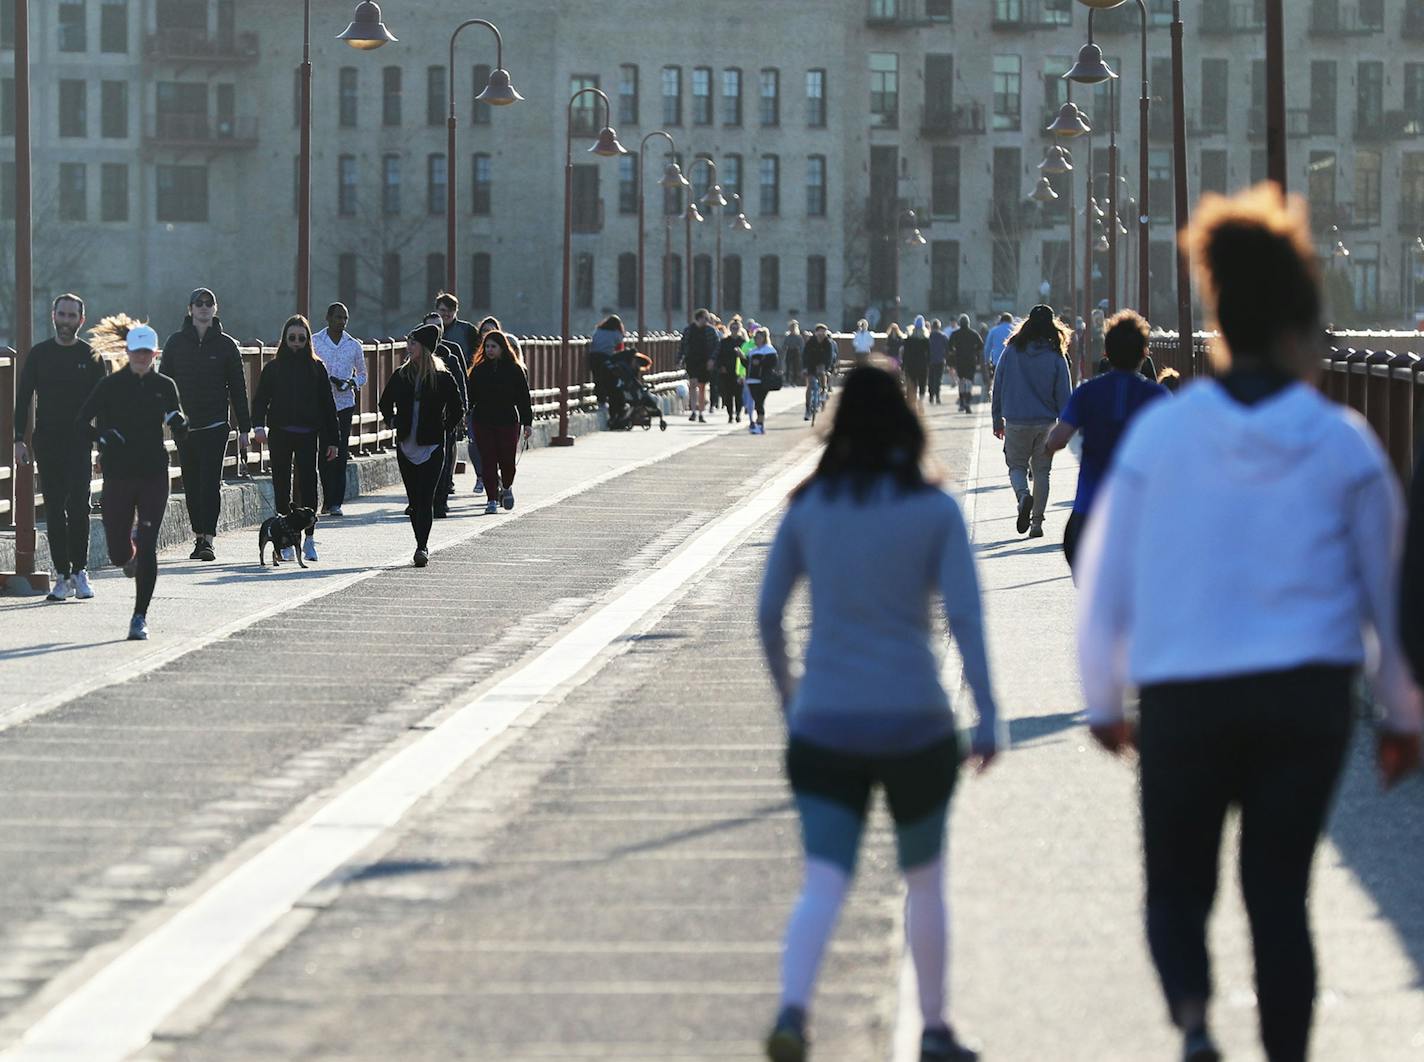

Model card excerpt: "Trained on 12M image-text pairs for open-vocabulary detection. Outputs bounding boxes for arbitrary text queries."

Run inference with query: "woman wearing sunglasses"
[250,315,340,563]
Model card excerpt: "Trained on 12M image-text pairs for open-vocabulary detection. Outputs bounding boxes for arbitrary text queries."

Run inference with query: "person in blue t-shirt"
[1045,310,1168,572]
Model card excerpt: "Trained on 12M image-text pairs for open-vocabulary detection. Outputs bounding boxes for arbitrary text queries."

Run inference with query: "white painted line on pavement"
[0,398,803,737]
[0,441,820,1062]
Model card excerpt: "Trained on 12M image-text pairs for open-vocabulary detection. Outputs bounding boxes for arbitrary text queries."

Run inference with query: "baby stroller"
[605,350,667,431]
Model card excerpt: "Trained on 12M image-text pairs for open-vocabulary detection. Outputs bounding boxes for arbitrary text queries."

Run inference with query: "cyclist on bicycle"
[803,323,836,421]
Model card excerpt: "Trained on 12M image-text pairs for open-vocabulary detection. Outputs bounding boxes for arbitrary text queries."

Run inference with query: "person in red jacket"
[467,330,534,514]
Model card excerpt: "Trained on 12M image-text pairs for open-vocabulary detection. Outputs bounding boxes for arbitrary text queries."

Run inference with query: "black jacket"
[467,355,533,427]
[436,341,469,417]
[379,365,464,445]
[949,328,981,377]
[802,335,835,372]
[679,323,720,366]
[250,353,340,450]
[902,334,930,374]
[161,316,251,433]
[717,335,747,375]
[76,367,185,479]
[13,338,107,440]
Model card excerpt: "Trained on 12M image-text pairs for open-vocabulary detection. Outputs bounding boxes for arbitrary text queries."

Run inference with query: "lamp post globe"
[337,1,397,48]
[1047,102,1092,137]
[1031,177,1061,204]
[1064,43,1117,85]
[1074,0,1130,7]
[590,126,628,157]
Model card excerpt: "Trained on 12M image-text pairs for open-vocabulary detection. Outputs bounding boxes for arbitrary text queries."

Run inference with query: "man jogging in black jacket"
[161,288,251,562]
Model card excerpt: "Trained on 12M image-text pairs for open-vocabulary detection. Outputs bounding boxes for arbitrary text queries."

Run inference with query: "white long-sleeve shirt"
[313,327,367,412]
[1076,379,1422,732]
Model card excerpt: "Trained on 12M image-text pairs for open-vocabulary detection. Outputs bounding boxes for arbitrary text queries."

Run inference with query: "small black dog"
[258,507,317,568]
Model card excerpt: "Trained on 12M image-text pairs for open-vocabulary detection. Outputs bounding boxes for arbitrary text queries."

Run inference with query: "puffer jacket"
[160,316,251,433]
[250,352,340,450]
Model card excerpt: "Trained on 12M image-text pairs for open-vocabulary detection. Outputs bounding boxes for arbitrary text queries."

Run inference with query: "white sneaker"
[302,537,318,562]
[280,546,296,562]
[46,575,74,602]
[71,570,94,599]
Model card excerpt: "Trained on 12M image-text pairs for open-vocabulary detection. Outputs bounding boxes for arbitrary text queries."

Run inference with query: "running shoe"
[1028,524,1045,539]
[485,499,500,514]
[1182,1027,1222,1062]
[688,411,697,422]
[46,575,73,602]
[189,537,204,560]
[327,506,344,517]
[1016,494,1033,535]
[765,1006,807,1062]
[127,614,149,641]
[280,546,297,562]
[302,537,318,562]
[474,477,485,494]
[196,536,215,562]
[698,413,706,423]
[413,548,429,568]
[501,488,514,511]
[920,1025,979,1061]
[71,570,94,599]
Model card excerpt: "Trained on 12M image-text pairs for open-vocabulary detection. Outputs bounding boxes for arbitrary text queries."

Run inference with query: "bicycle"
[806,368,830,426]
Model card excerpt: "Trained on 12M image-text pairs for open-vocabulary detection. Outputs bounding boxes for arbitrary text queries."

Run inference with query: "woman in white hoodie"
[1077,184,1421,1062]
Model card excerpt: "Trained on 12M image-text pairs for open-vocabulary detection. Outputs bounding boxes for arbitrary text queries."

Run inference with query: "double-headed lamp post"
[556,89,626,447]
[896,210,927,324]
[683,200,704,315]
[294,2,396,321]
[1040,145,1076,314]
[445,19,522,295]
[637,132,689,343]
[1047,102,1090,364]
[688,159,728,315]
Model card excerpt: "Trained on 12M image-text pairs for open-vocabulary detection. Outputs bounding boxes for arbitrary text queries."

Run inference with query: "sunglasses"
[192,299,216,308]
[286,332,309,343]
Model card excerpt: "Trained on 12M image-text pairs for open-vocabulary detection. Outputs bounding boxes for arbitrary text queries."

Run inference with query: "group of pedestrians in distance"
[12,288,533,636]
[758,181,1424,1062]
[677,309,785,434]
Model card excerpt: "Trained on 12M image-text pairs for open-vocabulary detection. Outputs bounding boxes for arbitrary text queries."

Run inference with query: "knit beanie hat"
[408,323,442,353]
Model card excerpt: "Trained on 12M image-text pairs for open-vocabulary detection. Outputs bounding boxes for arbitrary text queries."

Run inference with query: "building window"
[338,154,357,216]
[618,153,638,215]
[723,254,742,311]
[662,66,682,126]
[992,55,1021,132]
[722,68,742,126]
[100,0,127,53]
[927,0,952,18]
[338,253,357,306]
[619,64,639,125]
[1358,60,1384,136]
[470,252,491,308]
[759,155,780,216]
[1148,148,1172,222]
[693,254,712,309]
[869,53,898,128]
[1200,59,1227,133]
[991,240,1018,302]
[58,2,86,52]
[100,162,126,221]
[689,153,711,205]
[382,153,400,215]
[663,254,683,312]
[575,252,595,308]
[59,162,86,220]
[806,155,826,217]
[663,151,684,217]
[806,69,826,128]
[426,253,445,303]
[339,67,358,127]
[760,68,780,126]
[1406,63,1424,129]
[427,65,445,126]
[723,153,743,199]
[59,80,86,138]
[573,164,602,231]
[0,0,12,49]
[692,67,712,125]
[156,163,207,222]
[471,64,491,125]
[427,153,446,215]
[101,80,127,138]
[930,145,960,220]
[570,74,600,136]
[471,152,491,215]
[1309,60,1336,136]
[382,66,401,126]
[806,255,827,311]
[382,252,401,310]
[759,255,780,311]
[1199,148,1228,197]
[931,240,960,308]
[1356,149,1381,225]
[617,252,637,308]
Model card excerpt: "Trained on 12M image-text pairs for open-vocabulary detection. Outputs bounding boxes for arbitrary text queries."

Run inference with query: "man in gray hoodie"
[990,305,1073,538]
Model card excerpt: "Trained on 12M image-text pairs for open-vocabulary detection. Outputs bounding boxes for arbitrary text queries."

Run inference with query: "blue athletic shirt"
[1061,370,1168,516]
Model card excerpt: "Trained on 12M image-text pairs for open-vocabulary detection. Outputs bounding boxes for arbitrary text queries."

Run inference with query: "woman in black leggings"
[250,315,340,563]
[379,324,463,567]
[76,320,188,641]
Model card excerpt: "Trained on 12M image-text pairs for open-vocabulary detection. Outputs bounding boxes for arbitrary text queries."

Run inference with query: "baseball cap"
[188,287,216,306]
[126,324,160,352]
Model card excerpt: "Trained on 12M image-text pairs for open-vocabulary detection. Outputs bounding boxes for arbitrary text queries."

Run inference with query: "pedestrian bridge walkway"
[0,387,1421,1061]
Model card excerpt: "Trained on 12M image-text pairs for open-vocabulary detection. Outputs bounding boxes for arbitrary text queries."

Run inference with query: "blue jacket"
[991,339,1072,429]
[984,320,1014,369]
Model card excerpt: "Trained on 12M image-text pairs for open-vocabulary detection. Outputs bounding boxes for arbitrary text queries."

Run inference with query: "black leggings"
[177,426,229,537]
[397,448,445,549]
[101,474,168,617]
[268,427,319,519]
[32,429,93,575]
[718,371,743,418]
[1138,665,1353,1061]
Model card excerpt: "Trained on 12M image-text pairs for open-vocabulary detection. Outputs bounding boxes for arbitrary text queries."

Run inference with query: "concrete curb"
[0,394,683,591]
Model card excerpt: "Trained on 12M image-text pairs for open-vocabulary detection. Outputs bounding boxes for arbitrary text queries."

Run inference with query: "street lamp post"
[556,88,626,447]
[637,131,689,343]
[683,201,704,316]
[445,19,521,295]
[1265,0,1287,190]
[294,1,396,321]
[1047,101,1090,369]
[895,210,927,324]
[688,159,727,315]
[1169,0,1195,371]
[1041,145,1075,314]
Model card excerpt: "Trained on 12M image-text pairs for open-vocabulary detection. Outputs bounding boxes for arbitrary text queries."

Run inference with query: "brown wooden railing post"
[1387,352,1420,483]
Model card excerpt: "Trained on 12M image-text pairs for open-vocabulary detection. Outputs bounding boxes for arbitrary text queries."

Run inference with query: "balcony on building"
[572,199,605,234]
[1312,201,1381,233]
[1247,107,1311,141]
[145,29,260,64]
[144,113,258,149]
[865,0,947,28]
[1308,1,1384,36]
[991,0,1074,32]
[920,103,986,138]
[1356,110,1424,141]
[1200,0,1265,34]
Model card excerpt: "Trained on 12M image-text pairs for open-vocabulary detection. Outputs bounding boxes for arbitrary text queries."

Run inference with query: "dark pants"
[32,429,94,575]
[101,474,168,617]
[466,415,484,481]
[718,371,742,419]
[1063,509,1086,572]
[267,427,319,520]
[1138,666,1354,1062]
[176,426,229,537]
[320,406,354,511]
[928,363,944,402]
[437,434,457,511]
[397,448,445,549]
[906,366,928,399]
[747,382,769,420]
[473,422,520,493]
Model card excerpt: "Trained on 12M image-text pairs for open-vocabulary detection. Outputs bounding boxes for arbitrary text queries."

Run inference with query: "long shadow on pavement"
[1007,711,1081,749]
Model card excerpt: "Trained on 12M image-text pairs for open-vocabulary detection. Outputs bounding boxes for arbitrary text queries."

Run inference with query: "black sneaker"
[764,1005,806,1062]
[1016,493,1033,534]
[188,537,204,560]
[920,1025,979,1062]
[1028,524,1045,539]
[196,537,215,562]
[413,548,429,568]
[1182,1027,1221,1062]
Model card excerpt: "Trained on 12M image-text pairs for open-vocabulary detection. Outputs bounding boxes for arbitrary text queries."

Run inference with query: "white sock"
[779,858,850,1010]
[905,856,948,1029]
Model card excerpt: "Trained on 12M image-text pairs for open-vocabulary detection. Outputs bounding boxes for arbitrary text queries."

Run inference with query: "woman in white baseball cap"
[77,317,189,641]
